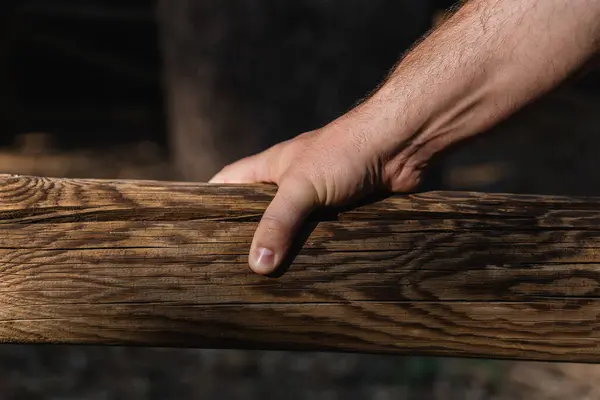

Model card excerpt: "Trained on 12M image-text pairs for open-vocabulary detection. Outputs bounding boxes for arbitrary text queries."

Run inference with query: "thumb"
[250,177,318,275]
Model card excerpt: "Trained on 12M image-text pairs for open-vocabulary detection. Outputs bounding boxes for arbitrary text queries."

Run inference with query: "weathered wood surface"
[1,175,600,362]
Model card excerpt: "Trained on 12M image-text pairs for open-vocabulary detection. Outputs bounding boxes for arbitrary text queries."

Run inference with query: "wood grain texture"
[2,174,600,362]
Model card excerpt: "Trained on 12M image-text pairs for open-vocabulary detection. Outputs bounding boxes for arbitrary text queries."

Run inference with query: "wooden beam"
[1,174,600,363]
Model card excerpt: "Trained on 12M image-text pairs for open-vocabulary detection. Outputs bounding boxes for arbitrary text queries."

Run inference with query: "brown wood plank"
[1,174,600,362]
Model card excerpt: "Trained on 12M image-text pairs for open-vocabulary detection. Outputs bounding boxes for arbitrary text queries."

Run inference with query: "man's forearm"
[212,0,600,275]
[331,0,600,182]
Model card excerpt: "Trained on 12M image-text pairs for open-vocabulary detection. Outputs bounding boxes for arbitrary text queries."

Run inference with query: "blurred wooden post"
[157,0,437,182]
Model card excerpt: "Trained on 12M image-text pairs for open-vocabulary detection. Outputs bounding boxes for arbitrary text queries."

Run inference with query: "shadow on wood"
[1,174,600,363]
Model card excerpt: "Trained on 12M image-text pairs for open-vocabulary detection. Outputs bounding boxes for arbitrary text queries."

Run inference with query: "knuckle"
[259,212,289,238]
[281,174,319,202]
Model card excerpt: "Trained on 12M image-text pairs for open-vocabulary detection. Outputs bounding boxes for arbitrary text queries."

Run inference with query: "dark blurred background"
[1,0,600,399]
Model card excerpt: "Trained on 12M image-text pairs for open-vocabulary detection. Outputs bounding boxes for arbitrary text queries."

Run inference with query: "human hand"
[209,111,426,275]
[210,0,600,275]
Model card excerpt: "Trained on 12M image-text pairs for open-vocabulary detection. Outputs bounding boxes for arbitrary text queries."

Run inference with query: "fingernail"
[252,247,275,274]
